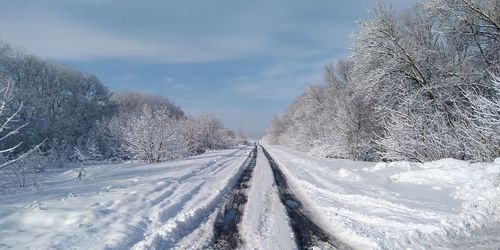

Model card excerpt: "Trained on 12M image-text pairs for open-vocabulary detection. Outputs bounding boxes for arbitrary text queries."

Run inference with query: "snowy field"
[0,146,253,249]
[264,144,500,249]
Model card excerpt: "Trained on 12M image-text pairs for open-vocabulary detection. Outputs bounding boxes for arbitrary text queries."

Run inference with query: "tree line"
[0,40,247,191]
[265,0,499,162]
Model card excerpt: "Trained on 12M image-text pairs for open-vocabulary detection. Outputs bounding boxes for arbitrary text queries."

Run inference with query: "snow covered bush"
[0,151,48,193]
[182,114,236,155]
[105,92,237,162]
[109,105,186,163]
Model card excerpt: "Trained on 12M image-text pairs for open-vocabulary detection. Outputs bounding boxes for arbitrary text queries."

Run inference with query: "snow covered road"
[239,146,296,249]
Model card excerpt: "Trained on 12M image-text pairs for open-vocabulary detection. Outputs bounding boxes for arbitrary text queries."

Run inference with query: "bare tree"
[0,78,40,170]
[0,77,44,193]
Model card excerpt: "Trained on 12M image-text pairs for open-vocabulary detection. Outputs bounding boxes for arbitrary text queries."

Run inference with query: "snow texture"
[263,144,500,249]
[240,146,296,249]
[2,143,499,249]
[0,146,252,249]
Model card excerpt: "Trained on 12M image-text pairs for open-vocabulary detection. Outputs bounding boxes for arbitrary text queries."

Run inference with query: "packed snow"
[0,146,253,249]
[240,146,296,249]
[263,144,500,249]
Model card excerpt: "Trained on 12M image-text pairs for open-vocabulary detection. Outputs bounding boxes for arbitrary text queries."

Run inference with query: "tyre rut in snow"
[212,145,257,249]
[261,146,352,250]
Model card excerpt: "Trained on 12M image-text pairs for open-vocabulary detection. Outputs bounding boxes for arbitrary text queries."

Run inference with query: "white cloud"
[0,0,357,63]
[0,3,274,63]
[0,19,159,61]
[0,17,267,63]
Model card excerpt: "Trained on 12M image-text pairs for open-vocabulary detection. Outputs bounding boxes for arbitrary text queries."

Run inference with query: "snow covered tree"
[266,0,499,162]
[105,93,184,162]
[182,114,235,155]
[111,91,184,119]
[427,0,499,70]
[109,105,186,163]
[351,0,499,161]
[460,73,500,160]
[0,41,112,161]
[1,39,238,165]
[265,59,376,160]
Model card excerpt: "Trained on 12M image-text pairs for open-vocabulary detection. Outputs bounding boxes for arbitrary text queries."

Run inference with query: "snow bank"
[264,144,500,249]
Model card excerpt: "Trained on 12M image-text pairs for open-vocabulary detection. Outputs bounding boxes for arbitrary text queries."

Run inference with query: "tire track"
[261,145,352,250]
[212,145,257,249]
[131,147,253,249]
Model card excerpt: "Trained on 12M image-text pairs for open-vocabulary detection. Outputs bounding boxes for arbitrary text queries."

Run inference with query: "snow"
[263,144,500,249]
[2,142,499,249]
[240,146,296,249]
[0,146,253,249]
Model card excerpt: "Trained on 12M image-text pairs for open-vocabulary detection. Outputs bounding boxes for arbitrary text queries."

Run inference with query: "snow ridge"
[240,146,296,249]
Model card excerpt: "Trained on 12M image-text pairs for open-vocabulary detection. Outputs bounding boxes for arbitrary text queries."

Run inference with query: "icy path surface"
[240,146,296,249]
[263,144,500,249]
[0,146,253,250]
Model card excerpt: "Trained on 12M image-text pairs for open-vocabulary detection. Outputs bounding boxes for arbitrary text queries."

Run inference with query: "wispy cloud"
[0,0,359,63]
[0,16,271,63]
[0,18,160,61]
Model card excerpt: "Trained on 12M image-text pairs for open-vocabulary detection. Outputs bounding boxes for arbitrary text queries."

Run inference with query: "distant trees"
[103,92,239,162]
[265,0,499,162]
[111,91,184,119]
[0,40,243,167]
[0,42,112,161]
[234,129,250,145]
[101,92,185,161]
[265,61,376,160]
[182,114,237,155]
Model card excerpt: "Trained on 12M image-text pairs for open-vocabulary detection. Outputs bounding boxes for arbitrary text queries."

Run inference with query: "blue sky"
[0,0,417,138]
